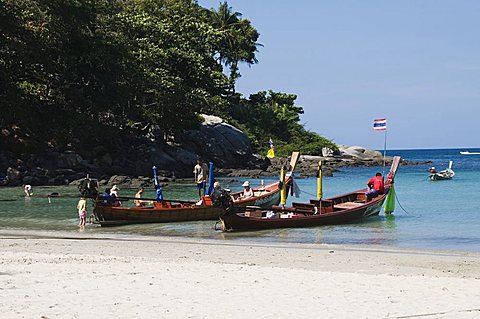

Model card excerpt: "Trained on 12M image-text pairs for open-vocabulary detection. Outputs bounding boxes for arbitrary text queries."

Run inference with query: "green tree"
[113,0,231,136]
[228,90,337,156]
[0,0,336,159]
[0,0,126,143]
[208,1,261,86]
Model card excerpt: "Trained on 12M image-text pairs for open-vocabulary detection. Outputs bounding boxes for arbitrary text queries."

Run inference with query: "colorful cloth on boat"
[156,186,163,201]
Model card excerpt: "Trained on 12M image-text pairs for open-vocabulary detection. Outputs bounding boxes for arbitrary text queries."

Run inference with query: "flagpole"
[382,129,387,176]
[373,118,388,176]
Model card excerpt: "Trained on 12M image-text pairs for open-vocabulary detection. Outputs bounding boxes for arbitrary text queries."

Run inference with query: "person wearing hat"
[240,181,254,199]
[429,167,437,174]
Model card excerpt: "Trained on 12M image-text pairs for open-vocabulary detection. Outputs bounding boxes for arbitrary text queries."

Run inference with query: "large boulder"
[180,114,260,169]
[364,149,383,158]
[30,151,84,170]
[0,115,268,185]
[338,145,383,159]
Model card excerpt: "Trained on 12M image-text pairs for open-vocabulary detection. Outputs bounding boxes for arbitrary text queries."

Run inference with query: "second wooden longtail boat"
[94,179,286,226]
[218,156,401,232]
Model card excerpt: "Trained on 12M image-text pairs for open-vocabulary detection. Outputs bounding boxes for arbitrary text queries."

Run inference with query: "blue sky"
[199,0,480,149]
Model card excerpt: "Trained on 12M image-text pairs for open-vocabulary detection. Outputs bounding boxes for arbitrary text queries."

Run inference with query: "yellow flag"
[267,148,275,158]
[267,138,275,158]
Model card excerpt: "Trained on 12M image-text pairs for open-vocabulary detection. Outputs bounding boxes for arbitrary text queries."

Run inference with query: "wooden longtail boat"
[428,161,454,181]
[218,156,401,232]
[94,179,285,226]
[94,152,301,226]
[94,200,226,226]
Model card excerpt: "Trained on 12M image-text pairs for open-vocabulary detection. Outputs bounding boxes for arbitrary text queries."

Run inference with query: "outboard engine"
[212,189,234,209]
[78,176,99,198]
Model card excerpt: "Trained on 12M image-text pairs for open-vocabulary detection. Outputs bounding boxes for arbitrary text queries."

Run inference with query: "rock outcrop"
[0,115,267,186]
[0,119,428,187]
[219,146,429,178]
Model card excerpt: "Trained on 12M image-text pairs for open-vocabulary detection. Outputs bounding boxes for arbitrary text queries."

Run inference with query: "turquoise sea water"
[1,148,479,251]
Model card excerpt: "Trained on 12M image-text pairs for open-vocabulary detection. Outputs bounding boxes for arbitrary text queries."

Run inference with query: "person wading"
[193,158,209,199]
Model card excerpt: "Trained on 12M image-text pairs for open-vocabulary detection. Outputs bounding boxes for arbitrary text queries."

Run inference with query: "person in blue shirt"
[98,188,112,205]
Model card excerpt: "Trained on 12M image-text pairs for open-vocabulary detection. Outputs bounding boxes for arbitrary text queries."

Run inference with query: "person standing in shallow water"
[193,158,209,199]
[23,184,33,197]
[77,197,87,227]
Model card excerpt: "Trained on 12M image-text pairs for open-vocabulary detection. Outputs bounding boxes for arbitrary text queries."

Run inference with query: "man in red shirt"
[365,172,384,201]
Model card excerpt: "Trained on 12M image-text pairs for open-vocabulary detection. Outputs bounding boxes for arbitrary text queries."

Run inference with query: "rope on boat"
[301,189,317,198]
[394,190,410,215]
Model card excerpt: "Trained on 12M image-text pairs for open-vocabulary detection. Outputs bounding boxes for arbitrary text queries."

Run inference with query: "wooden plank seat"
[292,202,315,210]
[308,199,334,214]
[334,202,365,210]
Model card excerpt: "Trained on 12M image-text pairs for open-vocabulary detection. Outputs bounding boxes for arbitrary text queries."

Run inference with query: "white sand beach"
[1,232,479,319]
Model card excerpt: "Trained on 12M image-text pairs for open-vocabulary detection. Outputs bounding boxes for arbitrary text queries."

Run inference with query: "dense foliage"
[0,0,336,156]
[229,91,338,156]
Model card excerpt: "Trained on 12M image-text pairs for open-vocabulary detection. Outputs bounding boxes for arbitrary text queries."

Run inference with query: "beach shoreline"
[1,231,479,318]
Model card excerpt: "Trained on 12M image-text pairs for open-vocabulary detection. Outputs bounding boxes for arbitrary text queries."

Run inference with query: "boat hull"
[429,174,452,181]
[219,156,401,232]
[460,151,480,155]
[94,180,283,226]
[429,171,454,181]
[234,190,281,209]
[230,180,282,209]
[95,204,225,225]
[220,192,386,231]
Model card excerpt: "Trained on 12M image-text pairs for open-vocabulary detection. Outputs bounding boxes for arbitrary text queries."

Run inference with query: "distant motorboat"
[429,161,455,181]
[460,151,480,155]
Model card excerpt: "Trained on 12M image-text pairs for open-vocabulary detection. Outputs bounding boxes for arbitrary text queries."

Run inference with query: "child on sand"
[77,197,87,227]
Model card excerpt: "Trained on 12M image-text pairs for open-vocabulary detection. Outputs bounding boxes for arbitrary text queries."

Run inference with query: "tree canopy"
[0,0,336,156]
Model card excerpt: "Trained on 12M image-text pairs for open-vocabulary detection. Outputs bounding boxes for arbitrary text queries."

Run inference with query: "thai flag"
[373,118,387,131]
